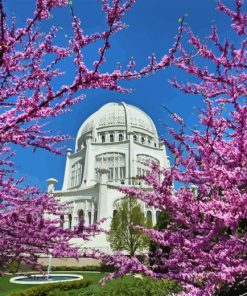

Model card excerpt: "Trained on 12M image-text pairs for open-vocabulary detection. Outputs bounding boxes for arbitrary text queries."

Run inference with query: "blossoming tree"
[0,0,183,272]
[98,1,247,295]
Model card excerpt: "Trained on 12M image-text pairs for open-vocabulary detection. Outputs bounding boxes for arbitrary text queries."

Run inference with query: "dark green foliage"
[149,211,170,269]
[108,196,150,257]
[47,289,64,296]
[41,264,115,272]
[75,284,102,296]
[216,279,247,296]
[237,218,247,237]
[9,279,92,296]
[6,260,21,273]
[4,259,34,273]
[155,211,170,231]
[99,263,115,272]
[42,265,100,272]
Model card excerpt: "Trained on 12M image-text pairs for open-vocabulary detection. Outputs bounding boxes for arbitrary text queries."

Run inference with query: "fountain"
[9,255,83,285]
[47,254,52,279]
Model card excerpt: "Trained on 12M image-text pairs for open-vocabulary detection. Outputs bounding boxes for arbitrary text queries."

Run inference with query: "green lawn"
[0,272,107,296]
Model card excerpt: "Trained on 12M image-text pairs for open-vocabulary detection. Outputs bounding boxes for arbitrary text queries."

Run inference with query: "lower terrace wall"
[38,257,101,267]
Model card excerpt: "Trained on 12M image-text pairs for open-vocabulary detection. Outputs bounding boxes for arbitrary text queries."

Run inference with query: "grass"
[0,271,107,296]
[61,275,181,296]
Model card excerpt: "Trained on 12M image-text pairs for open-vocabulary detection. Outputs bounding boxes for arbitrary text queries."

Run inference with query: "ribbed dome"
[75,102,158,150]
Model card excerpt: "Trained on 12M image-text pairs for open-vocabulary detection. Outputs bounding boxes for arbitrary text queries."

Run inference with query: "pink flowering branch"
[0,0,186,272]
[0,0,185,153]
[106,1,247,295]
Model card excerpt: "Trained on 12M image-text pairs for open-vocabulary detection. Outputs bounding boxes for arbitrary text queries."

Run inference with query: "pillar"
[62,148,72,190]
[128,131,134,185]
[82,135,93,185]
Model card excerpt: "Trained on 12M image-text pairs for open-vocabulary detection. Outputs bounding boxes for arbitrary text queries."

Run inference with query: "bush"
[43,265,100,272]
[70,284,102,296]
[47,289,65,296]
[6,260,21,273]
[99,263,115,272]
[42,264,115,272]
[216,280,247,296]
[100,278,180,296]
[9,279,92,296]
[68,276,180,296]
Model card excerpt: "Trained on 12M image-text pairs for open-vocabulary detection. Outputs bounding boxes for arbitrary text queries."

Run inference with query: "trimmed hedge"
[9,279,92,296]
[83,277,180,296]
[43,265,100,272]
[42,263,115,272]
[63,276,181,296]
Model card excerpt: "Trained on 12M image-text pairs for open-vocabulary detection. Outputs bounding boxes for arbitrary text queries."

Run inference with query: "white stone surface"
[47,102,169,252]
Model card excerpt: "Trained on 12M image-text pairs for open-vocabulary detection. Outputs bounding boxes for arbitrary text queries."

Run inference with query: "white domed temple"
[47,102,170,252]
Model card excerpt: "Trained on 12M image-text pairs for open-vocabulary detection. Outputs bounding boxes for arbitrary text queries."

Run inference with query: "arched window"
[60,215,64,228]
[110,134,114,142]
[133,135,137,141]
[156,211,161,223]
[119,134,123,141]
[147,211,152,225]
[78,210,84,223]
[68,214,72,229]
[101,134,105,143]
[95,152,125,181]
[141,136,145,144]
[113,210,118,217]
[71,161,83,188]
[136,154,160,177]
[88,212,92,225]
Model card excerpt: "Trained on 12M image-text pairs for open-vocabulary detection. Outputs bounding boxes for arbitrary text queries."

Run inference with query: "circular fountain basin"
[10,274,83,285]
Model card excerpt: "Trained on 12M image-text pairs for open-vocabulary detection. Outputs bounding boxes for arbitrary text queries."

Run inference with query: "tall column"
[85,200,89,225]
[128,132,134,185]
[97,168,110,222]
[62,148,72,190]
[152,210,156,226]
[85,169,111,252]
[72,201,78,227]
[92,203,96,223]
[64,215,69,229]
[82,135,93,185]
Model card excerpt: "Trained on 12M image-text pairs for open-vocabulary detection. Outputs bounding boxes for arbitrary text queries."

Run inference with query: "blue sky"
[5,0,234,190]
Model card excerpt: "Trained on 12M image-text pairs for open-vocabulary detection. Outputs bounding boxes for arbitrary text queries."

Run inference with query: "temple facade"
[47,102,169,252]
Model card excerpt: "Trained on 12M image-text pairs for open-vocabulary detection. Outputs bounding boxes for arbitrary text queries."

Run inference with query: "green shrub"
[47,289,66,296]
[99,277,180,296]
[68,276,180,296]
[9,279,92,296]
[99,263,115,272]
[42,265,100,272]
[65,284,102,296]
[7,260,21,273]
[42,264,115,272]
